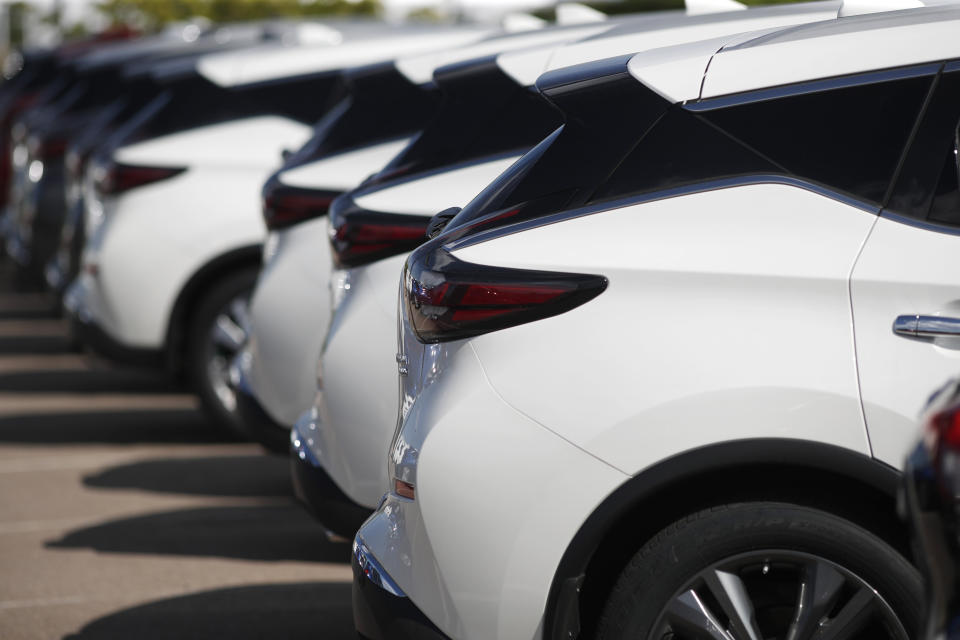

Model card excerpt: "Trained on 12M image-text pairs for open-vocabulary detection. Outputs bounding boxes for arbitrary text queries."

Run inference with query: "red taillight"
[96,162,185,196]
[926,404,960,456]
[261,180,338,231]
[404,247,607,343]
[32,136,67,160]
[330,205,431,269]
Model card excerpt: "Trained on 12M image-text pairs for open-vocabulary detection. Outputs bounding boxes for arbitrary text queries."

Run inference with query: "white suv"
[354,6,960,639]
[63,26,485,435]
[292,0,841,537]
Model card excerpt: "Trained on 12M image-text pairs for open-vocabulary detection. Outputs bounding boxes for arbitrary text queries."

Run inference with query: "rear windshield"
[114,70,340,147]
[364,59,562,188]
[281,63,438,169]
[448,64,936,236]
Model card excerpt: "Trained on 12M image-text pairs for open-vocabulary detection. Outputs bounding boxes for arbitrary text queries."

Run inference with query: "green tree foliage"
[95,0,382,30]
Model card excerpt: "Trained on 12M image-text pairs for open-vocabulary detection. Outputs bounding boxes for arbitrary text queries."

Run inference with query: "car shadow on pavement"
[0,333,74,353]
[45,505,350,564]
[0,367,180,393]
[63,582,355,639]
[83,455,292,498]
[0,409,231,445]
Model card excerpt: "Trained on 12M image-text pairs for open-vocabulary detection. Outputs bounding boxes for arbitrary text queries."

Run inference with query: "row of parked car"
[4,2,960,638]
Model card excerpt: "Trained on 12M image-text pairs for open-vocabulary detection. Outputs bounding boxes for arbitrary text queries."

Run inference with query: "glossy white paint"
[115,117,312,168]
[395,23,613,85]
[851,217,960,467]
[313,254,406,506]
[701,6,960,99]
[353,155,521,216]
[545,1,838,74]
[278,138,411,191]
[358,183,889,639]
[78,162,273,348]
[495,4,832,101]
[244,217,332,427]
[452,184,875,473]
[359,342,627,640]
[74,116,313,349]
[197,28,491,87]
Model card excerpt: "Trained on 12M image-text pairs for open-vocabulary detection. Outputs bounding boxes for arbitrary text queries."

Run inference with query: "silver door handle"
[893,315,960,338]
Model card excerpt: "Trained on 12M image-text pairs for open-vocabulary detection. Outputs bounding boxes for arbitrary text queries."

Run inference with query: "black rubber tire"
[184,267,258,440]
[595,502,923,640]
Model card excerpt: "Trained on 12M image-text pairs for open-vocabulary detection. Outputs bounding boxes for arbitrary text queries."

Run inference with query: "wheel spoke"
[664,589,735,640]
[228,298,250,332]
[702,569,764,640]
[813,587,875,640]
[212,313,245,352]
[786,559,846,640]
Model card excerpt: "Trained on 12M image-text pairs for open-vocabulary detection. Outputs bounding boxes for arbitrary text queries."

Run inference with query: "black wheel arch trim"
[542,438,902,640]
[163,244,262,374]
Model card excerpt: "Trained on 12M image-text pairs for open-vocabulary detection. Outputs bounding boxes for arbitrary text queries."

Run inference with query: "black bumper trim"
[290,449,372,539]
[234,381,292,455]
[69,316,163,368]
[352,544,449,640]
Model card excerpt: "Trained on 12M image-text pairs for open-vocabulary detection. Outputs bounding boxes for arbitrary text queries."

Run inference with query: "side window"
[590,73,934,207]
[590,107,776,203]
[927,130,960,227]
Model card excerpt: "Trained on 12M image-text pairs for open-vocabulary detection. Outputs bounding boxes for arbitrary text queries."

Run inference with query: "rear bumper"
[290,414,372,538]
[352,536,449,640]
[64,281,163,368]
[232,362,291,455]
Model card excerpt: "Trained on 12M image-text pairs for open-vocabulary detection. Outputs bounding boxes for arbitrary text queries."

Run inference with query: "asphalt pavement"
[0,264,354,639]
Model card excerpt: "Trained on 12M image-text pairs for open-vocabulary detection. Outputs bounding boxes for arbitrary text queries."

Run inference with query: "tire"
[184,267,258,439]
[596,502,922,640]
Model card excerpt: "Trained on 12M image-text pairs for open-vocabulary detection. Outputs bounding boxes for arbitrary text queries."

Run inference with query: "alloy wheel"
[205,295,250,416]
[649,550,908,640]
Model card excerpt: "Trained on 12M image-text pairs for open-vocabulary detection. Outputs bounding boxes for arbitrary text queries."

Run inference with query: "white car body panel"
[278,138,411,191]
[77,161,278,347]
[243,139,415,428]
[360,342,628,640]
[395,23,615,85]
[701,7,960,99]
[451,184,876,473]
[314,254,406,505]
[319,154,522,507]
[198,29,492,87]
[353,155,522,216]
[115,116,312,169]
[244,216,331,427]
[355,7,960,640]
[313,0,858,513]
[544,1,838,74]
[851,217,960,467]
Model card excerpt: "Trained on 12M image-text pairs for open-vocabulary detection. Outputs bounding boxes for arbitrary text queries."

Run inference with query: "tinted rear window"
[450,66,935,238]
[366,60,562,188]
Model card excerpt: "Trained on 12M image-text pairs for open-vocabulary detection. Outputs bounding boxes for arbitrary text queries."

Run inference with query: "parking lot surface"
[0,267,354,639]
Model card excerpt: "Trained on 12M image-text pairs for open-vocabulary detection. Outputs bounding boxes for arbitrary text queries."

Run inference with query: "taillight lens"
[404,245,607,343]
[261,179,338,231]
[925,403,960,460]
[95,162,185,196]
[29,136,67,160]
[329,196,430,269]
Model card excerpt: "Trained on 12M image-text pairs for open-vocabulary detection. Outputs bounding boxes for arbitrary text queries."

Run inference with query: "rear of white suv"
[354,7,960,639]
